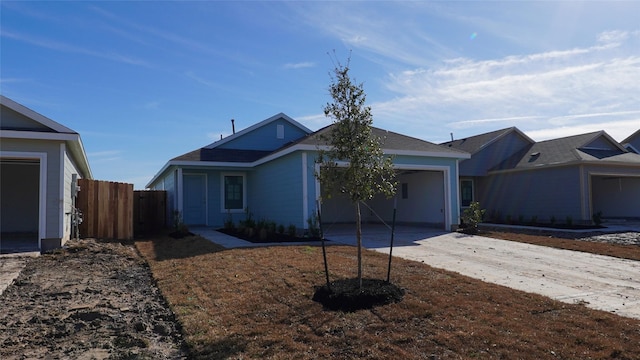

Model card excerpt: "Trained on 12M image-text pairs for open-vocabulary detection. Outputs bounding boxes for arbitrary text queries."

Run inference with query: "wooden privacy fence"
[78,179,133,240]
[133,190,166,237]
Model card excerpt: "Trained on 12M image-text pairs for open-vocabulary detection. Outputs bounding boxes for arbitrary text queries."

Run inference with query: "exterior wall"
[585,136,616,150]
[0,105,51,131]
[249,151,306,229]
[218,118,308,151]
[1,138,63,240]
[459,132,531,176]
[479,166,583,223]
[61,146,84,244]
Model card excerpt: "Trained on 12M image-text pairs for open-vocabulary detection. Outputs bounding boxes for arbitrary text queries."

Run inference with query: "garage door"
[592,175,640,219]
[0,160,40,252]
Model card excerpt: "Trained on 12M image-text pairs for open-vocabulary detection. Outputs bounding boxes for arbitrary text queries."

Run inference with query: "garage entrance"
[0,159,41,253]
[320,169,447,230]
[591,175,640,220]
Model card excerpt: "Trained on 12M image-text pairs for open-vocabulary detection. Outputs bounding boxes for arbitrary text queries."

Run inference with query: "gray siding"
[0,105,52,131]
[61,147,84,244]
[479,166,583,223]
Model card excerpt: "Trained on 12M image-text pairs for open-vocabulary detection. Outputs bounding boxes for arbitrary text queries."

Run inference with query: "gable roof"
[146,117,470,188]
[492,130,639,171]
[441,127,534,154]
[0,95,92,178]
[622,129,640,154]
[204,112,311,149]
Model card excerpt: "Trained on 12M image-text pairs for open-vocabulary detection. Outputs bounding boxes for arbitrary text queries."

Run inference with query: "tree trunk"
[356,201,363,289]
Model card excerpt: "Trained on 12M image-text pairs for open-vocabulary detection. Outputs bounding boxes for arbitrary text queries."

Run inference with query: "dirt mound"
[313,278,405,312]
[0,238,187,359]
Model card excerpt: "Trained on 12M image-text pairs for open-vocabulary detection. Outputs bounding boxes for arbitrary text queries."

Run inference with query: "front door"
[183,174,206,225]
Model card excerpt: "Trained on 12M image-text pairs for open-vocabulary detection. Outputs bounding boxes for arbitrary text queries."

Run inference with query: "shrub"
[307,215,320,238]
[566,216,573,226]
[461,201,486,234]
[550,215,556,225]
[277,224,285,234]
[593,211,603,226]
[530,215,538,225]
[287,224,297,237]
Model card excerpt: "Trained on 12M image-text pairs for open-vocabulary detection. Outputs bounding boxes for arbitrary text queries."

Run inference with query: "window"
[223,174,244,211]
[276,124,285,139]
[460,179,473,207]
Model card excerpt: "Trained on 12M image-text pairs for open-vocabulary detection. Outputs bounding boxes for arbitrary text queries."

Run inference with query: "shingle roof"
[440,127,521,154]
[622,129,640,145]
[171,148,273,162]
[298,124,468,155]
[491,131,640,171]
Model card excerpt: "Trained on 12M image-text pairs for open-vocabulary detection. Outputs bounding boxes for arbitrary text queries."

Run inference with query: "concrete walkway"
[194,225,640,320]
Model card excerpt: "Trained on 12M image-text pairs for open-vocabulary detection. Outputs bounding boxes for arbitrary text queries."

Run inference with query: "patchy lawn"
[481,230,640,261]
[135,233,640,359]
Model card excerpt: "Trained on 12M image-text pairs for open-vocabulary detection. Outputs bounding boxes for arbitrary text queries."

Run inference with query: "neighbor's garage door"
[0,160,39,233]
[320,170,446,229]
[592,175,640,219]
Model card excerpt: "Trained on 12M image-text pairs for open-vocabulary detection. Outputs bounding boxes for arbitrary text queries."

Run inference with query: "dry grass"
[482,230,640,261]
[135,232,640,359]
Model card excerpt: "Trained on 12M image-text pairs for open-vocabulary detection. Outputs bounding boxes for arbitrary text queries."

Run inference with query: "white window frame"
[460,178,474,208]
[220,172,246,213]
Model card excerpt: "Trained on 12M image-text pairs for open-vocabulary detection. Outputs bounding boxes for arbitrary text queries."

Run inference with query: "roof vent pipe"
[231,119,235,134]
[450,133,454,142]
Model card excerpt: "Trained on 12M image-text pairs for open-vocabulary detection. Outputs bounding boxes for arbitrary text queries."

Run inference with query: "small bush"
[550,215,556,225]
[530,215,538,225]
[566,216,573,226]
[287,224,297,237]
[277,224,285,234]
[592,211,603,226]
[461,201,486,234]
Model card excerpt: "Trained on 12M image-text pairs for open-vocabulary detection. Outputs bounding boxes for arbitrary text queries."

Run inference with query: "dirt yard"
[0,238,187,360]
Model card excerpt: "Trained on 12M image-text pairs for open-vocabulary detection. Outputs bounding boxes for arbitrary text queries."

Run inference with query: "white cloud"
[283,62,315,69]
[368,30,640,142]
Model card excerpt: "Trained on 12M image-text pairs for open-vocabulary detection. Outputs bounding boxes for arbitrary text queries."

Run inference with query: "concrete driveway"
[324,224,640,320]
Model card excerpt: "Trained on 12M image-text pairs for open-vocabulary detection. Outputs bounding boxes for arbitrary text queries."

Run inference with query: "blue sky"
[2,1,639,189]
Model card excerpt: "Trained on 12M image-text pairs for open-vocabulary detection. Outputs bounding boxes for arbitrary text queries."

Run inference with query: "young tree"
[316,57,396,288]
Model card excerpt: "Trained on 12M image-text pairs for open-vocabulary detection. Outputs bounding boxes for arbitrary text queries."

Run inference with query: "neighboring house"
[622,129,640,154]
[147,113,470,232]
[443,127,640,224]
[1,95,92,252]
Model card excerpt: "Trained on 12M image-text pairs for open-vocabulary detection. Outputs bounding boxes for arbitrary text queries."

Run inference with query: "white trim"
[58,143,65,238]
[0,129,80,142]
[220,172,246,213]
[587,171,640,223]
[302,152,308,229]
[460,178,474,208]
[204,113,312,149]
[625,143,640,154]
[145,143,471,188]
[177,168,183,215]
[316,161,453,231]
[0,151,48,249]
[579,165,586,221]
